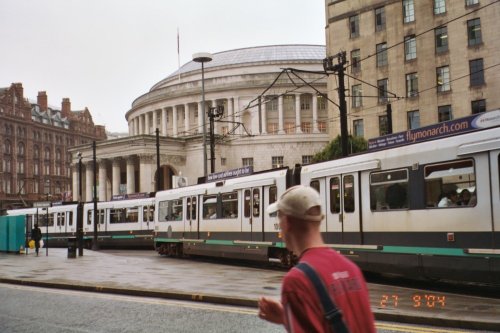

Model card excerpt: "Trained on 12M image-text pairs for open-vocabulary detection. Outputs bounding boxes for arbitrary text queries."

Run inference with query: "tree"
[313,135,368,162]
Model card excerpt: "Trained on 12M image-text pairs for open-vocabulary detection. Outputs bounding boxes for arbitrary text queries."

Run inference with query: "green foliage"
[312,135,368,162]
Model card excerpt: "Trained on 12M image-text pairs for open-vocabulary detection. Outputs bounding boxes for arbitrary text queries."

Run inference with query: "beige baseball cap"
[267,185,324,222]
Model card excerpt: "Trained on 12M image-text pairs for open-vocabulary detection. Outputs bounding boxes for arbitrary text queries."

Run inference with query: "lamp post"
[92,141,99,251]
[45,179,51,256]
[193,52,212,177]
[76,152,83,256]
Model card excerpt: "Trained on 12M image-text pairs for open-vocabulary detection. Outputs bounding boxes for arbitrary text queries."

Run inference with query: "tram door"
[242,188,263,241]
[323,173,361,244]
[186,196,198,238]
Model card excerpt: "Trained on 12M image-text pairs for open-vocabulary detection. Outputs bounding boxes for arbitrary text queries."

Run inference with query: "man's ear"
[281,215,291,232]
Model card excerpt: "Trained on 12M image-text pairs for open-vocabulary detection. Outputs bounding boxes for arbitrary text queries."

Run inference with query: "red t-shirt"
[281,247,376,333]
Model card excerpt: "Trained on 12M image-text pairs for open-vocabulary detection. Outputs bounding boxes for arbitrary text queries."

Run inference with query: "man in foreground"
[258,185,375,332]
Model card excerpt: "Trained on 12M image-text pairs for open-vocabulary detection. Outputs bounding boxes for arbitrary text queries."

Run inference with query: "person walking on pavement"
[31,224,42,256]
[258,185,376,333]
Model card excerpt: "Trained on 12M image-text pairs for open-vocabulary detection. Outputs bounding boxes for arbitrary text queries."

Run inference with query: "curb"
[1,278,499,331]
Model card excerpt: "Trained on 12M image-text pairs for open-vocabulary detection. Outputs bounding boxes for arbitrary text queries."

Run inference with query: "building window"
[375,7,386,31]
[272,156,284,169]
[352,84,362,108]
[438,105,452,122]
[221,157,226,166]
[283,95,294,112]
[242,158,253,167]
[407,110,420,129]
[17,142,25,156]
[379,116,388,136]
[471,99,486,114]
[404,35,416,60]
[376,43,387,67]
[470,59,484,86]
[403,0,415,23]
[353,119,364,137]
[300,96,311,110]
[266,96,278,111]
[437,66,451,92]
[351,49,361,72]
[284,122,295,134]
[406,73,419,97]
[302,156,313,165]
[435,26,448,53]
[349,15,359,38]
[267,122,278,134]
[466,0,479,6]
[467,18,482,46]
[4,140,11,154]
[318,121,327,133]
[301,122,311,133]
[317,95,327,110]
[434,0,446,14]
[377,79,388,104]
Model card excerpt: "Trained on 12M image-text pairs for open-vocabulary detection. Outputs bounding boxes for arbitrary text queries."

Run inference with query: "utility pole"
[92,141,98,251]
[324,52,349,157]
[208,105,224,173]
[156,128,162,191]
[386,103,393,134]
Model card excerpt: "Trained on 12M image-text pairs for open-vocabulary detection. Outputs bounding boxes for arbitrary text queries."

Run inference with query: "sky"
[0,0,325,133]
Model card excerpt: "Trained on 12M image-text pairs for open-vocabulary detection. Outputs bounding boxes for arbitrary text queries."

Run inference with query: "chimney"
[37,91,48,111]
[61,98,71,117]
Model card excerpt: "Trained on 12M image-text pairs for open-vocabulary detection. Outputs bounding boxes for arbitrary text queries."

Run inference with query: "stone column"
[161,108,168,136]
[295,94,302,134]
[126,157,135,194]
[145,112,150,135]
[139,154,154,193]
[138,115,144,135]
[153,110,158,131]
[85,162,93,202]
[184,104,190,135]
[98,160,107,201]
[278,95,285,134]
[312,93,319,133]
[112,159,121,196]
[173,106,178,137]
[134,118,139,135]
[72,166,79,201]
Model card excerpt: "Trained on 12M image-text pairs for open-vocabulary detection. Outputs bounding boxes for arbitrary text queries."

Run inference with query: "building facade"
[0,83,106,210]
[325,0,500,139]
[70,45,330,201]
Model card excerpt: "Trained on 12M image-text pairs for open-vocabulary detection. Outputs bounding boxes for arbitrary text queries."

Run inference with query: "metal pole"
[92,141,99,251]
[337,52,349,157]
[45,197,49,256]
[209,107,215,173]
[201,61,207,177]
[156,128,162,191]
[77,152,83,256]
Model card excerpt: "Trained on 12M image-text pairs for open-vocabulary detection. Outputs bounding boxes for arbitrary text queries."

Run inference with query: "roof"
[152,44,325,90]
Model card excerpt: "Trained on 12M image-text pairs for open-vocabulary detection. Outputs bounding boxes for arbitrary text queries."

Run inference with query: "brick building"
[325,0,500,139]
[0,82,106,211]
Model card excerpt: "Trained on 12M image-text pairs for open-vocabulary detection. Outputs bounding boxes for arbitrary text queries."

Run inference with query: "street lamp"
[45,179,51,256]
[76,151,83,256]
[193,52,213,177]
[77,152,82,202]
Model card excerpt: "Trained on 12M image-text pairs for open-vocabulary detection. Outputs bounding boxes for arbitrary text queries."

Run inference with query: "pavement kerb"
[1,277,499,332]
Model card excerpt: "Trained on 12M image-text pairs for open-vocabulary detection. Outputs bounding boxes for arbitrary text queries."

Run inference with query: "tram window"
[57,212,65,226]
[310,180,320,193]
[158,200,183,221]
[244,190,251,218]
[343,175,355,213]
[330,177,341,214]
[99,209,105,224]
[252,189,260,217]
[370,169,409,211]
[186,198,191,220]
[222,191,238,219]
[87,210,92,225]
[126,207,139,222]
[203,195,217,219]
[68,211,73,226]
[191,197,197,219]
[425,159,476,208]
[39,212,53,227]
[268,186,278,217]
[143,206,153,222]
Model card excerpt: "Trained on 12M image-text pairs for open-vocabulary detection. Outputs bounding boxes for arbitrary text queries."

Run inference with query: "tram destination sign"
[207,166,253,182]
[368,110,500,151]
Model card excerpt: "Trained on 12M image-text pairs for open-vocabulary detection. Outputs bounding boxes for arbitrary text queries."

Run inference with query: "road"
[0,284,491,333]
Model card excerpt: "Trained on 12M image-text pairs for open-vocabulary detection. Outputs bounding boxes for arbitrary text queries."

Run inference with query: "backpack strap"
[295,262,350,333]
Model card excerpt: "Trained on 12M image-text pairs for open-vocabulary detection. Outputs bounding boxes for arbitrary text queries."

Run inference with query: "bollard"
[67,237,77,259]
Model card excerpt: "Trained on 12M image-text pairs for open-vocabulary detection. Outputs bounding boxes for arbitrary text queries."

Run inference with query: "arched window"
[56,149,62,161]
[18,142,25,156]
[34,145,40,159]
[44,147,50,160]
[4,140,11,154]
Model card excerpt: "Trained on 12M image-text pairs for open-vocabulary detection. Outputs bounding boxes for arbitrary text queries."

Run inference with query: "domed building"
[71,45,330,201]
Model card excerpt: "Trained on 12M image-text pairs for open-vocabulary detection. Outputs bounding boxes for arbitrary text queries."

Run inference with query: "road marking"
[376,323,474,333]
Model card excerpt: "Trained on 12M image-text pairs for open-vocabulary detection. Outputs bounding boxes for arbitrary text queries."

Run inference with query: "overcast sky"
[0,0,325,133]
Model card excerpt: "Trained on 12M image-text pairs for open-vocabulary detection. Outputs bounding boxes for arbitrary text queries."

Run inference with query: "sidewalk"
[1,249,499,331]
